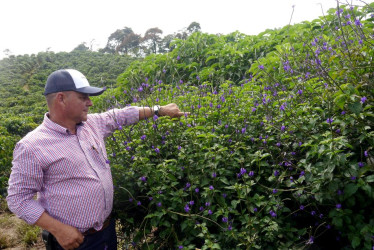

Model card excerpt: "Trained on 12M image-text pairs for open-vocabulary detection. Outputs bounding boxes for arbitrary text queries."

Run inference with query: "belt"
[83,214,112,236]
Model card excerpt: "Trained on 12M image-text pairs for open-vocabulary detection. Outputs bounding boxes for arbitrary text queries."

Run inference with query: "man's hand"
[53,224,84,250]
[159,103,188,118]
[35,212,84,250]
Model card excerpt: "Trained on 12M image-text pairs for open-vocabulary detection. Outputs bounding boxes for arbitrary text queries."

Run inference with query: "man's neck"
[48,113,77,134]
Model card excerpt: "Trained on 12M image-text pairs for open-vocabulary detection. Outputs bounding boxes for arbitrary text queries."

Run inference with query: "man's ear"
[56,92,66,105]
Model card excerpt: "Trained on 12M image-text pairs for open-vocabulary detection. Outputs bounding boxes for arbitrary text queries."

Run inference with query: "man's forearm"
[35,212,64,234]
[137,103,185,120]
[138,106,154,120]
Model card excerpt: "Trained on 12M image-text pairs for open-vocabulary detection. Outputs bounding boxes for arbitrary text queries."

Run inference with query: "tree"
[116,32,141,56]
[158,34,177,53]
[104,27,136,54]
[72,43,90,52]
[187,21,201,34]
[142,27,163,54]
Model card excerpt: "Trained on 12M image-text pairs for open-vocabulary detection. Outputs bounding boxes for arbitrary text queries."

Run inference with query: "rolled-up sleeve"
[90,106,140,138]
[6,142,45,225]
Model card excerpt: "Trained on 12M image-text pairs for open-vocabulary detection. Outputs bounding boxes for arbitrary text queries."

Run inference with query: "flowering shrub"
[95,3,374,249]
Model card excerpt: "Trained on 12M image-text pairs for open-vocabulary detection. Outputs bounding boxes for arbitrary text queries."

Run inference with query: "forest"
[0,3,373,249]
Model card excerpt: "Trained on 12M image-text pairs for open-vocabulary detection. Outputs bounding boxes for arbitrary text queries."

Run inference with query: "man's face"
[64,91,93,123]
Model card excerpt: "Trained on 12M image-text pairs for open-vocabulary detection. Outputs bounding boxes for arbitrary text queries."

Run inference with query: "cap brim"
[76,86,106,96]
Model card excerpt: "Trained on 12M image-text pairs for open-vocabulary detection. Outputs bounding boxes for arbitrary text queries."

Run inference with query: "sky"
[0,0,369,59]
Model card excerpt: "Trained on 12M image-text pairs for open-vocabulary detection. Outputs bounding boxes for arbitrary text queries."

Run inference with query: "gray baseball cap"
[44,69,105,96]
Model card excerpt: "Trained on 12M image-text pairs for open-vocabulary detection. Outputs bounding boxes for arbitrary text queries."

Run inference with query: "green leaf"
[348,102,362,115]
[365,175,374,182]
[351,236,360,248]
[344,183,358,197]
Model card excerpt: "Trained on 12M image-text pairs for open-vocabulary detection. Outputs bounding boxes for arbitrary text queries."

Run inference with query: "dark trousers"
[44,217,117,250]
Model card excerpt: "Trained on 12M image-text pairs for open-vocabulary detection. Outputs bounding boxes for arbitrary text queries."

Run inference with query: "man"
[6,69,185,250]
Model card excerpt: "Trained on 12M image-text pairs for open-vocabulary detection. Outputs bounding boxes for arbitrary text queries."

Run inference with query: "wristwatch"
[153,105,161,116]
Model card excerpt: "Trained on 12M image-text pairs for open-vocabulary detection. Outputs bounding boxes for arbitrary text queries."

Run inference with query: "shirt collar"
[43,112,84,135]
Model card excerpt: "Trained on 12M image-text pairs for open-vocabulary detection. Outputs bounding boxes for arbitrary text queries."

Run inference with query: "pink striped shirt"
[6,107,139,232]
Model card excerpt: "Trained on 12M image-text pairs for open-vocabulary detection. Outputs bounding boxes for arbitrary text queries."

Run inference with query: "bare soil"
[0,211,44,250]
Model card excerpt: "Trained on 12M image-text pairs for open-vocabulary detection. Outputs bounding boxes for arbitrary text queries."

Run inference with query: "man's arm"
[35,212,84,250]
[138,103,186,120]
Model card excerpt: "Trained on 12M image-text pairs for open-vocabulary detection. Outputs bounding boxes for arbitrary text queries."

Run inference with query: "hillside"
[0,2,373,249]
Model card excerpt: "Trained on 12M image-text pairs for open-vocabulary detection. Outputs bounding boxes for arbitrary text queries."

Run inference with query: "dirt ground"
[0,211,44,250]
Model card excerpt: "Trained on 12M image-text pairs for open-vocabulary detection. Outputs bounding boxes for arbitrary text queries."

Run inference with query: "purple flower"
[299,171,305,178]
[140,135,146,140]
[153,115,158,121]
[358,162,365,168]
[361,96,367,103]
[269,210,277,217]
[155,148,160,154]
[137,201,141,206]
[185,182,191,188]
[336,204,342,209]
[212,172,217,178]
[351,176,357,180]
[209,185,214,190]
[281,125,286,132]
[273,189,278,194]
[208,210,213,215]
[341,111,346,115]
[248,171,254,177]
[354,19,362,26]
[205,202,211,207]
[157,202,162,207]
[253,207,258,212]
[178,246,183,249]
[259,65,264,70]
[307,236,314,244]
[184,204,190,213]
[280,103,286,111]
[240,168,247,175]
[138,87,143,92]
[364,151,369,157]
[222,217,228,223]
[140,176,147,182]
[177,55,180,60]
[222,193,227,198]
[196,76,200,80]
[178,145,182,150]
[189,200,195,206]
[300,205,305,210]
[276,142,281,147]
[274,170,279,176]
[252,107,257,112]
[220,95,225,103]
[311,211,316,216]
[297,89,303,95]
[195,188,199,193]
[241,127,246,134]
[326,118,333,124]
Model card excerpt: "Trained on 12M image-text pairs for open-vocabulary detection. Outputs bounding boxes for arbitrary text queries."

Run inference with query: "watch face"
[153,105,160,115]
